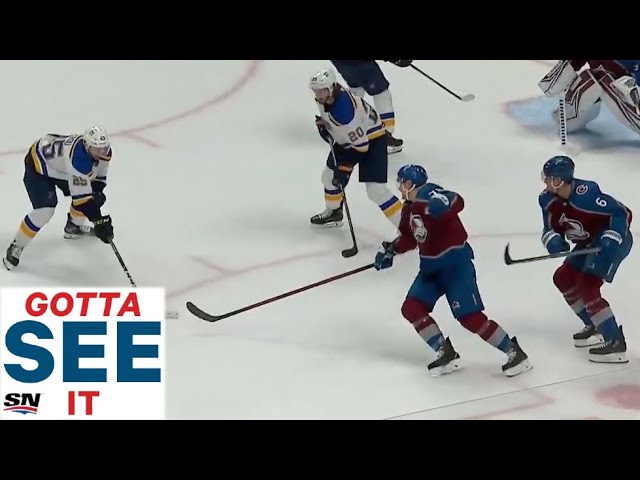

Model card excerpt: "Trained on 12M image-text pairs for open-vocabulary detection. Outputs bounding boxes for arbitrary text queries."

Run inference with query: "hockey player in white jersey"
[3,126,115,270]
[309,67,403,230]
[539,60,640,135]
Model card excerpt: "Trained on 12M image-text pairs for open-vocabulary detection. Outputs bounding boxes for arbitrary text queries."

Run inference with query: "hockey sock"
[401,298,445,351]
[13,208,55,248]
[553,263,594,327]
[460,312,513,354]
[321,166,344,210]
[579,274,620,342]
[366,184,402,228]
[372,90,395,133]
[69,206,86,226]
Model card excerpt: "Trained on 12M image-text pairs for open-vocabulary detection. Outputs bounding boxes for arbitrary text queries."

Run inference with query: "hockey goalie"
[539,60,640,135]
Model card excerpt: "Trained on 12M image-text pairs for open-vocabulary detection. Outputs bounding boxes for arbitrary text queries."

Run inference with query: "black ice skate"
[588,326,628,364]
[428,337,462,377]
[64,214,95,239]
[385,131,403,154]
[573,324,604,348]
[502,337,533,377]
[3,241,23,271]
[310,203,344,228]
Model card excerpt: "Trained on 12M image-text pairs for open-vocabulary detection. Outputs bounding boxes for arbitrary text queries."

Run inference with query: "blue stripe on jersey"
[379,112,394,120]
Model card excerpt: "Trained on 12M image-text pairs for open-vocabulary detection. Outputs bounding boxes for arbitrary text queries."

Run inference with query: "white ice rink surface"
[1,60,638,420]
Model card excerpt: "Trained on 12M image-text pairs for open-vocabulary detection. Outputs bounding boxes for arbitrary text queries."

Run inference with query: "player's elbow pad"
[601,230,623,245]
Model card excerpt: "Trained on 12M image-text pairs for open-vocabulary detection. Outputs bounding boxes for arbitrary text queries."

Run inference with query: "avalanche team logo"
[559,213,590,241]
[410,214,428,243]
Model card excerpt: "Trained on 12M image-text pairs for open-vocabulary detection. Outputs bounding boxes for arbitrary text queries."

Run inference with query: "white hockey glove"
[610,75,640,107]
[538,60,578,98]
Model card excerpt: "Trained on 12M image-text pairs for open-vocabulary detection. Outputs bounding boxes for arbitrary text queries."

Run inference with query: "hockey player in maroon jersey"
[539,155,632,363]
[539,60,640,135]
[373,164,533,377]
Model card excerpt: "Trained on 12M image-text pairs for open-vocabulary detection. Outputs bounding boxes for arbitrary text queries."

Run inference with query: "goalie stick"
[186,263,375,322]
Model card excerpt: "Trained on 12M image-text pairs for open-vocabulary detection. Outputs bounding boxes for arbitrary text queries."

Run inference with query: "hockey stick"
[329,141,359,258]
[109,240,180,319]
[503,243,600,265]
[186,263,375,322]
[410,64,475,102]
[558,93,581,156]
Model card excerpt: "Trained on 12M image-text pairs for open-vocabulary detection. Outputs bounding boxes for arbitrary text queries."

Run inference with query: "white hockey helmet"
[83,126,111,157]
[309,67,338,92]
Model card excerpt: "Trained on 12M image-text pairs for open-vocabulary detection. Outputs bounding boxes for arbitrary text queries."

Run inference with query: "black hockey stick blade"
[504,243,601,265]
[186,263,376,323]
[341,246,358,258]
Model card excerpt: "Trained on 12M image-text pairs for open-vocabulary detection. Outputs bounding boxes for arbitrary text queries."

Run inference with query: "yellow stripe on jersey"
[30,143,45,175]
[367,124,385,140]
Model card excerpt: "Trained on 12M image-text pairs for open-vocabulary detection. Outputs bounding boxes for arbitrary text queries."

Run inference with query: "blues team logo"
[0,287,166,420]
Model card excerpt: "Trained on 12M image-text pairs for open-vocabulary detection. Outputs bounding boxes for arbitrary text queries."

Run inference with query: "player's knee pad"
[401,297,432,323]
[349,87,365,97]
[28,207,55,228]
[562,70,603,132]
[321,166,335,189]
[459,312,488,334]
[553,262,581,293]
[577,272,604,302]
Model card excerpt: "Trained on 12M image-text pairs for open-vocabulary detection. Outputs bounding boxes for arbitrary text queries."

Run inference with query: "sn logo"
[3,393,42,415]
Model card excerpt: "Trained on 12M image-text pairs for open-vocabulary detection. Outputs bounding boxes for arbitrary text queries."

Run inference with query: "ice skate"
[573,324,604,348]
[64,214,95,239]
[385,131,403,154]
[502,337,533,377]
[310,204,343,228]
[3,241,23,271]
[428,337,462,377]
[589,326,628,364]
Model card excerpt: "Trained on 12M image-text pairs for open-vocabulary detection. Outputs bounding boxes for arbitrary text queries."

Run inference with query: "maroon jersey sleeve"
[394,202,418,254]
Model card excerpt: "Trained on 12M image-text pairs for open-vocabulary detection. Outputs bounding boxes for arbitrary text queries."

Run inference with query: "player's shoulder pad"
[69,137,94,176]
[570,179,603,206]
[538,189,556,209]
[415,183,443,201]
[330,90,356,125]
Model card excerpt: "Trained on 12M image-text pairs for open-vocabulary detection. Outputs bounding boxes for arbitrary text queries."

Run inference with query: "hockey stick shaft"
[410,64,475,102]
[109,240,137,287]
[329,141,358,255]
[186,263,376,322]
[109,239,179,319]
[504,243,601,265]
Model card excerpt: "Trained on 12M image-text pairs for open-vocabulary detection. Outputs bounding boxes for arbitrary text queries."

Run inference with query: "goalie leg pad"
[598,71,640,135]
[539,60,578,97]
[560,70,603,132]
